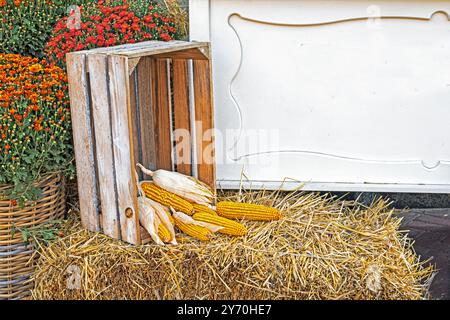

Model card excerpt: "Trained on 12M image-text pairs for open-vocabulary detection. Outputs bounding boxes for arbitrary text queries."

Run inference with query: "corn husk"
[146,199,177,245]
[137,163,214,205]
[135,169,166,245]
[138,196,164,246]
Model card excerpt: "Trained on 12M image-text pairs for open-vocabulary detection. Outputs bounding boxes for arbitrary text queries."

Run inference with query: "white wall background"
[190,0,450,192]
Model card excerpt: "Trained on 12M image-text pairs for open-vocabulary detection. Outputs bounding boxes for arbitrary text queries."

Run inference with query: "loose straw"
[31,190,434,300]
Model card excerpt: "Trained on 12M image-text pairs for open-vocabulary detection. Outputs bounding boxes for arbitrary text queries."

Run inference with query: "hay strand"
[31,190,434,300]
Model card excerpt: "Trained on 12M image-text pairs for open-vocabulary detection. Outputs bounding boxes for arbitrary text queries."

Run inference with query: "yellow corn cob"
[173,216,211,241]
[157,223,172,243]
[216,201,282,221]
[141,182,194,215]
[193,212,247,236]
[193,203,218,216]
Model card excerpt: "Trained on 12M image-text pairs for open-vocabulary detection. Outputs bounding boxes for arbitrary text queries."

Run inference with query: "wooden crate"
[66,41,215,245]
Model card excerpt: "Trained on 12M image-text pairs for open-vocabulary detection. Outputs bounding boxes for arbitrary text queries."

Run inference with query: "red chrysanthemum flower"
[45,0,178,67]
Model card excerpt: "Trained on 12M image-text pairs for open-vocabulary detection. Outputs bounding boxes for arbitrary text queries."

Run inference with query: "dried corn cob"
[157,223,172,243]
[173,215,212,241]
[141,182,194,215]
[193,212,247,236]
[216,201,282,221]
[193,203,218,216]
[137,163,214,205]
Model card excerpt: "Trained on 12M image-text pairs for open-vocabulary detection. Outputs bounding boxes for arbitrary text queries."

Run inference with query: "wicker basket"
[0,174,65,300]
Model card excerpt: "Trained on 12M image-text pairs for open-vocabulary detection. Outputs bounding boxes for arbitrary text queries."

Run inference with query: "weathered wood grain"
[152,58,173,171]
[193,52,216,190]
[137,57,157,171]
[88,54,120,239]
[154,48,209,60]
[129,70,142,177]
[115,41,209,58]
[172,59,192,175]
[80,41,209,58]
[108,55,141,245]
[80,40,171,55]
[66,53,100,232]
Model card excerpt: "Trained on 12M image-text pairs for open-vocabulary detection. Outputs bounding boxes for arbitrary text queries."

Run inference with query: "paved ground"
[398,209,450,300]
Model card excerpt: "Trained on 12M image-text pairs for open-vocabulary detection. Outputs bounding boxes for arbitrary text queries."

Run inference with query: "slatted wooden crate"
[66,41,215,245]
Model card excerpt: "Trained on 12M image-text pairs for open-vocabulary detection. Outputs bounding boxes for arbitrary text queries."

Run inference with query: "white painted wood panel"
[190,0,450,192]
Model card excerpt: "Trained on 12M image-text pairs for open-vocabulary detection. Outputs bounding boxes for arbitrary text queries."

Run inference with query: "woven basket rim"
[0,172,62,194]
[0,173,63,207]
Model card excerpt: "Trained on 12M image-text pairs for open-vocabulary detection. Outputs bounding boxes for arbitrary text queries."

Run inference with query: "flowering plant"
[45,0,178,67]
[0,0,93,58]
[0,53,73,206]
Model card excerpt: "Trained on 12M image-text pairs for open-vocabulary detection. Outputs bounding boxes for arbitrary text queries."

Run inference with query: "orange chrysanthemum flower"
[28,64,43,73]
[1,53,73,204]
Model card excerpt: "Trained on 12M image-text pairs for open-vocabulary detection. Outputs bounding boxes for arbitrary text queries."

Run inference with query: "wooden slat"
[193,55,216,190]
[88,54,120,239]
[153,48,209,60]
[66,53,100,232]
[129,70,141,170]
[79,40,172,55]
[115,41,210,58]
[172,59,192,175]
[108,55,140,245]
[152,58,173,171]
[80,41,209,57]
[137,57,157,171]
